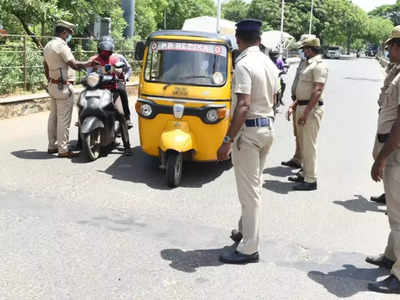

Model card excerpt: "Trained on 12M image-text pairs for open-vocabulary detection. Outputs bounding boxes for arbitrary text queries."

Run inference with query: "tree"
[222,0,249,23]
[369,3,400,26]
[364,16,393,46]
[1,0,127,48]
[163,0,217,30]
[135,0,158,39]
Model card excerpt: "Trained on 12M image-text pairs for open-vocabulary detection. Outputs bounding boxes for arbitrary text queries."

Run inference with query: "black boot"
[370,193,386,204]
[368,275,400,294]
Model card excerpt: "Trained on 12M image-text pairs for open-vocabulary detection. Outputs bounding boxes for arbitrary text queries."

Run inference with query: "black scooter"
[77,63,129,161]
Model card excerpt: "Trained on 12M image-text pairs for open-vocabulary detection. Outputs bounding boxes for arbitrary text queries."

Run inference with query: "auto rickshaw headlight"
[141,103,153,117]
[206,109,219,123]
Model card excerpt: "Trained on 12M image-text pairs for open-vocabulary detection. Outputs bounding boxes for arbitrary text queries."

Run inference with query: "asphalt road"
[0,57,395,299]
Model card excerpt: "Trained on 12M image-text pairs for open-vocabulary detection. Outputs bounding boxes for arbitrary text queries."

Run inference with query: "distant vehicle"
[365,44,378,57]
[325,46,341,59]
[365,48,377,57]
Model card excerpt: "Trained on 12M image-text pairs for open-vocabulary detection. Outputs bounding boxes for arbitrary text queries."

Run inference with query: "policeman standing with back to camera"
[366,25,400,294]
[43,20,93,158]
[217,19,278,264]
[287,36,328,191]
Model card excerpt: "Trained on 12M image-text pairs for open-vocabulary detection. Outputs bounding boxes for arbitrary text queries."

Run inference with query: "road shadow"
[333,194,386,214]
[11,149,57,160]
[263,179,294,194]
[101,146,232,190]
[160,245,235,273]
[263,166,296,177]
[308,264,389,298]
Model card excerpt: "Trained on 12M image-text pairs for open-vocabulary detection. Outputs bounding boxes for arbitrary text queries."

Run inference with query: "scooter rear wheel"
[166,151,183,187]
[82,128,101,161]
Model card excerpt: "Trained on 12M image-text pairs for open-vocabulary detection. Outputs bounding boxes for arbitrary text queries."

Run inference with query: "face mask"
[66,34,72,44]
[298,49,306,60]
[100,50,112,60]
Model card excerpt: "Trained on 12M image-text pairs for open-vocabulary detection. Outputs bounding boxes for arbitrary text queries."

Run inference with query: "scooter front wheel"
[166,151,183,187]
[82,128,101,161]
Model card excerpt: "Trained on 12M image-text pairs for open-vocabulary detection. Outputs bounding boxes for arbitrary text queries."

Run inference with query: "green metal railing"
[0,34,141,95]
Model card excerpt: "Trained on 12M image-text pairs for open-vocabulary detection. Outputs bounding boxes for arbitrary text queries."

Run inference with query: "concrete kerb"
[0,82,139,120]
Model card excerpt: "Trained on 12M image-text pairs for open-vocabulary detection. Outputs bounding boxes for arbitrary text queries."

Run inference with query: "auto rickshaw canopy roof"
[146,30,235,50]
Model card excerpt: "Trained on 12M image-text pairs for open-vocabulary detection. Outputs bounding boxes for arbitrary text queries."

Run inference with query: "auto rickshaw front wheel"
[166,151,183,187]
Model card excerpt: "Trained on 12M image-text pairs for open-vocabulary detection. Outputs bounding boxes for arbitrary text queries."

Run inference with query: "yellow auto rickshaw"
[134,30,236,187]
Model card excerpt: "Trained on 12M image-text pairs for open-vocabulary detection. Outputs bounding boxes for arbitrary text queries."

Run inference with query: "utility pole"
[217,0,222,33]
[280,0,285,54]
[309,0,314,34]
[164,8,167,29]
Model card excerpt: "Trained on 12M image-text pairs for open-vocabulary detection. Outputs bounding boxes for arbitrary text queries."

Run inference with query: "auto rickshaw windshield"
[144,40,228,86]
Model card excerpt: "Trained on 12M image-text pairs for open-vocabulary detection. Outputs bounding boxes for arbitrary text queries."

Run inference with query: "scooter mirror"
[115,61,125,69]
[135,41,145,61]
[232,49,240,69]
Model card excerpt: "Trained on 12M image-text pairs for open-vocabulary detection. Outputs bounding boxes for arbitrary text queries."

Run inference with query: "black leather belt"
[297,100,324,106]
[377,133,390,143]
[245,117,273,127]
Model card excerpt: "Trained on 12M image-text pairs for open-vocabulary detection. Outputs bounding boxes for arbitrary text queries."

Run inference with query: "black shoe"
[288,175,304,182]
[230,229,243,243]
[371,194,386,204]
[293,182,317,191]
[219,250,259,264]
[368,275,400,294]
[47,148,58,154]
[127,120,133,129]
[365,255,394,269]
[281,159,302,169]
[58,151,79,158]
[124,148,133,156]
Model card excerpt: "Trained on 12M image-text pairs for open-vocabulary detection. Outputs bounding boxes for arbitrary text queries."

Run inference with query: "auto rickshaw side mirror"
[232,49,240,69]
[135,41,145,61]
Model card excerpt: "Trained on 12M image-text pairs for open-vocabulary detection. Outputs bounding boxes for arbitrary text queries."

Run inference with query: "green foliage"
[163,0,217,30]
[222,0,249,23]
[0,39,46,94]
[135,0,158,39]
[369,3,400,26]
[364,16,393,46]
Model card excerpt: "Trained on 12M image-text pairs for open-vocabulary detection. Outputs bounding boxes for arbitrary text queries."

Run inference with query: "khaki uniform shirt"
[232,46,279,119]
[291,59,306,97]
[377,64,400,134]
[43,37,75,82]
[295,54,328,101]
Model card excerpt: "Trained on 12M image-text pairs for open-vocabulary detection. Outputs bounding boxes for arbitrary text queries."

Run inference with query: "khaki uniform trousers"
[295,105,324,183]
[374,139,400,279]
[47,82,74,154]
[292,110,303,165]
[232,125,274,255]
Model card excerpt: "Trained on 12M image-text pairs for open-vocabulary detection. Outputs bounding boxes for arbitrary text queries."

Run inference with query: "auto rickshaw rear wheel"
[166,151,183,187]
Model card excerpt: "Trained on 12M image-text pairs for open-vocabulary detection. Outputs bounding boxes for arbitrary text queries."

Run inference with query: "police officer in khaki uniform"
[366,25,400,294]
[287,37,328,191]
[282,34,316,170]
[43,20,93,157]
[217,19,279,264]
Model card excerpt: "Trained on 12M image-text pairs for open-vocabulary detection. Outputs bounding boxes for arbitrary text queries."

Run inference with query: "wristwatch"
[223,135,233,144]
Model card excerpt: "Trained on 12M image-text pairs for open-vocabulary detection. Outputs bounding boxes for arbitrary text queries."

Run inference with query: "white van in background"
[325,46,341,59]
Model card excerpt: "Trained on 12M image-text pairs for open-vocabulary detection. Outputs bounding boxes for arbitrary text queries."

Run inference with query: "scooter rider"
[89,39,133,155]
[98,36,133,129]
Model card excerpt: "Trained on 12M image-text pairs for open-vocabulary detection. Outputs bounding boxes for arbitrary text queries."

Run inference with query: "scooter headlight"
[206,109,219,123]
[141,103,153,117]
[87,73,100,88]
